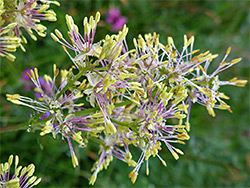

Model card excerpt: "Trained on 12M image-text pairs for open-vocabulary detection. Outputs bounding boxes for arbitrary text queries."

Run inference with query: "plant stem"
[0,100,133,134]
[56,65,89,99]
[0,118,47,133]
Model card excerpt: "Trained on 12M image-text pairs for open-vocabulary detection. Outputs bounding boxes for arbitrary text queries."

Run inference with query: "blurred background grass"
[0,0,249,187]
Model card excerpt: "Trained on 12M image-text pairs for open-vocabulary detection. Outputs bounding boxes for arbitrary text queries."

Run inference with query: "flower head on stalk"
[123,83,189,183]
[6,65,92,168]
[51,12,101,68]
[1,0,59,51]
[132,33,247,118]
[0,23,21,61]
[89,130,137,185]
[0,155,41,188]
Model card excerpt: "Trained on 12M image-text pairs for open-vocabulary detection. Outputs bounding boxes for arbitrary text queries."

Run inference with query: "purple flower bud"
[40,112,50,120]
[106,7,127,31]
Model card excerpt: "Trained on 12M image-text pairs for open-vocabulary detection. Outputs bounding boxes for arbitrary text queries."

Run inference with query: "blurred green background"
[0,0,249,187]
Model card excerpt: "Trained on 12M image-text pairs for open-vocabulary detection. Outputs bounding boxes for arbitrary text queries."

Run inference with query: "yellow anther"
[15,155,19,167]
[190,36,194,44]
[89,174,97,185]
[218,93,229,100]
[168,37,174,46]
[175,148,184,155]
[61,69,68,79]
[89,15,95,29]
[6,94,21,105]
[50,33,59,42]
[8,155,13,166]
[73,132,85,145]
[95,11,101,23]
[28,176,37,185]
[161,159,167,167]
[162,60,169,65]
[78,79,87,89]
[177,132,190,140]
[177,140,186,145]
[30,69,36,80]
[207,105,215,117]
[40,120,53,136]
[186,36,194,46]
[226,46,231,55]
[51,1,60,6]
[191,49,200,54]
[235,79,247,87]
[30,34,37,41]
[15,166,22,177]
[133,38,137,48]
[174,112,186,119]
[146,167,149,176]
[44,75,52,83]
[156,116,163,122]
[20,167,27,176]
[184,35,188,47]
[27,164,35,177]
[128,170,138,184]
[55,29,63,39]
[33,177,42,186]
[140,54,150,59]
[38,4,49,13]
[177,104,189,114]
[172,151,179,160]
[6,94,20,100]
[230,58,242,65]
[34,68,39,79]
[72,154,79,168]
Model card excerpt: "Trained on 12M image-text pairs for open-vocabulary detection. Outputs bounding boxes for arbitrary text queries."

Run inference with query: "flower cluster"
[0,155,41,188]
[0,0,59,61]
[6,12,247,185]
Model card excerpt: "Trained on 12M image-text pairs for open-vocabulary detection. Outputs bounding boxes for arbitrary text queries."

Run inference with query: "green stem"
[0,100,133,134]
[56,66,89,99]
[0,122,29,133]
[0,118,48,133]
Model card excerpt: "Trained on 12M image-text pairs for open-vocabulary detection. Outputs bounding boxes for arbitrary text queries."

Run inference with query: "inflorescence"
[6,12,247,185]
[0,0,59,61]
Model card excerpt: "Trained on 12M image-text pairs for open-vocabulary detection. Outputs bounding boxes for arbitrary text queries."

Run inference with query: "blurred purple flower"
[111,16,127,31]
[243,130,249,137]
[106,7,127,31]
[21,68,52,99]
[106,8,120,23]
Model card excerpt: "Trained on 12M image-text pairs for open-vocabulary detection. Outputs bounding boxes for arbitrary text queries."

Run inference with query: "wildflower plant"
[4,11,247,185]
